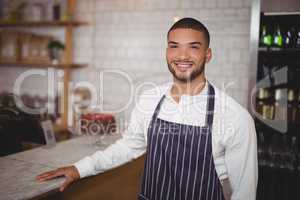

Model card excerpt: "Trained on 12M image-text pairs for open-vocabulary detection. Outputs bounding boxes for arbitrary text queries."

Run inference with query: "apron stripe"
[165,122,176,200]
[206,155,213,200]
[199,126,210,200]
[173,123,183,199]
[191,127,203,200]
[159,121,172,200]
[178,125,188,199]
[169,123,182,199]
[153,122,168,200]
[184,126,196,200]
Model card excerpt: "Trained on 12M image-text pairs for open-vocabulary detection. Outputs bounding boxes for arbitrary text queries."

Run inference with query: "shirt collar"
[165,80,209,102]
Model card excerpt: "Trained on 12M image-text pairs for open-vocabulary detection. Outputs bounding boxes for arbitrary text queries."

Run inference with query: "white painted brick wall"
[0,0,254,122]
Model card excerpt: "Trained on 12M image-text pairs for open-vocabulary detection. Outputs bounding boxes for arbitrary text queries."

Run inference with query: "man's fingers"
[36,166,79,192]
[59,178,73,192]
[36,169,64,181]
[36,171,56,181]
[36,170,56,178]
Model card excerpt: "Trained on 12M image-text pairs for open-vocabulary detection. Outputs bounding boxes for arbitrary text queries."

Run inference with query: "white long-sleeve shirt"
[74,81,258,200]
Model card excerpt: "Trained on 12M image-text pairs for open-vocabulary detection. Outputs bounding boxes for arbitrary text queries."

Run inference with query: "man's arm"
[225,111,258,200]
[74,106,147,178]
[36,102,147,190]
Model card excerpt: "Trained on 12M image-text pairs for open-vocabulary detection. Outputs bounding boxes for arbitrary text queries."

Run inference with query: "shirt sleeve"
[224,111,258,200]
[74,103,147,178]
[214,153,228,180]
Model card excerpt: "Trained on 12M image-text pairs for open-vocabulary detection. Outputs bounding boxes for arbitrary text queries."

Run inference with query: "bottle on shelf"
[274,88,286,121]
[262,90,269,119]
[287,89,296,124]
[290,26,297,48]
[291,136,299,170]
[256,88,265,116]
[52,0,61,21]
[296,27,300,48]
[295,91,300,125]
[260,25,273,47]
[261,88,274,120]
[256,87,274,120]
[283,28,293,49]
[273,25,283,48]
[268,89,275,120]
[260,25,266,47]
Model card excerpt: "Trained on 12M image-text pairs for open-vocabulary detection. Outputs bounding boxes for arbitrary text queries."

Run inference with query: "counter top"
[0,134,121,200]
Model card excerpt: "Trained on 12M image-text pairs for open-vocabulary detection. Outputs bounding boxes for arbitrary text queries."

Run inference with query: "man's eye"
[191,46,200,49]
[169,45,178,48]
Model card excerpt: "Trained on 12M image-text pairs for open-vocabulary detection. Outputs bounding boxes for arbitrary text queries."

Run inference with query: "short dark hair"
[167,17,210,47]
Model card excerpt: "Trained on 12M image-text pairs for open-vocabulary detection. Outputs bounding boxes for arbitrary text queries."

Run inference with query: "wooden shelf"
[259,47,300,53]
[0,62,87,69]
[0,20,88,28]
[0,0,85,129]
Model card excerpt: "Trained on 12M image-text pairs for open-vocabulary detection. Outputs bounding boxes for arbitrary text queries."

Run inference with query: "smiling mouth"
[173,61,193,70]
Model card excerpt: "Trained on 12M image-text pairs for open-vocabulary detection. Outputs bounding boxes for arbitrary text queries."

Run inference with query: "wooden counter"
[40,155,145,200]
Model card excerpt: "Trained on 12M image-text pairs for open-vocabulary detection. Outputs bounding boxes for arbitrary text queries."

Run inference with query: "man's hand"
[36,166,80,192]
[221,178,232,200]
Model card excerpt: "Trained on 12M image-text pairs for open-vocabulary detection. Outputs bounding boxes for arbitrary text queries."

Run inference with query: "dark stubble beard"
[167,61,206,83]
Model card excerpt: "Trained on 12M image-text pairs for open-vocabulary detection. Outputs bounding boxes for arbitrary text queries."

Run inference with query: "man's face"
[166,28,212,83]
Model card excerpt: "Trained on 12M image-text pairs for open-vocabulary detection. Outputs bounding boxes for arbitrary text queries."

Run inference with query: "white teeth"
[175,63,192,68]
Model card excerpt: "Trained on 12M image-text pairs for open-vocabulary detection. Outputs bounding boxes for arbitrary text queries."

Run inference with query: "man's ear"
[205,48,212,63]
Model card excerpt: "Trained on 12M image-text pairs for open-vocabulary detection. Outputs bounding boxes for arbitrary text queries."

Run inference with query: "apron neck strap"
[152,83,216,127]
[205,83,215,128]
[152,94,166,120]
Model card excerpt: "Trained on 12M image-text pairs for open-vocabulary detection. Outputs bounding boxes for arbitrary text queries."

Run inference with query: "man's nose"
[177,47,190,60]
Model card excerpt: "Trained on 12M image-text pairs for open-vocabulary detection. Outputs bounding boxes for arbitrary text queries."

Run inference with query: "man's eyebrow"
[168,41,203,45]
[189,42,202,45]
[168,41,178,44]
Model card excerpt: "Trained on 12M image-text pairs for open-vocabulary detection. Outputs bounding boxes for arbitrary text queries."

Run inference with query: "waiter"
[37,18,258,200]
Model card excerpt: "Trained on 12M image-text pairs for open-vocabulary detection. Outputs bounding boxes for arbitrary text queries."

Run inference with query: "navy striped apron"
[138,83,224,200]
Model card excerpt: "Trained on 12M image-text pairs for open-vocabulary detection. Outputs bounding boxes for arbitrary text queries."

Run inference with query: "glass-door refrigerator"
[250,0,300,199]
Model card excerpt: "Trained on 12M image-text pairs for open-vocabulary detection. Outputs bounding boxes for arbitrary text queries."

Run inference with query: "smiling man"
[37,18,257,200]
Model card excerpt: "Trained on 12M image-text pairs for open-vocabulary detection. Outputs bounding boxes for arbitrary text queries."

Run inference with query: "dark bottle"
[287,89,296,123]
[290,26,297,48]
[267,89,275,120]
[273,25,283,48]
[295,91,300,125]
[291,137,298,169]
[296,27,300,48]
[53,1,61,21]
